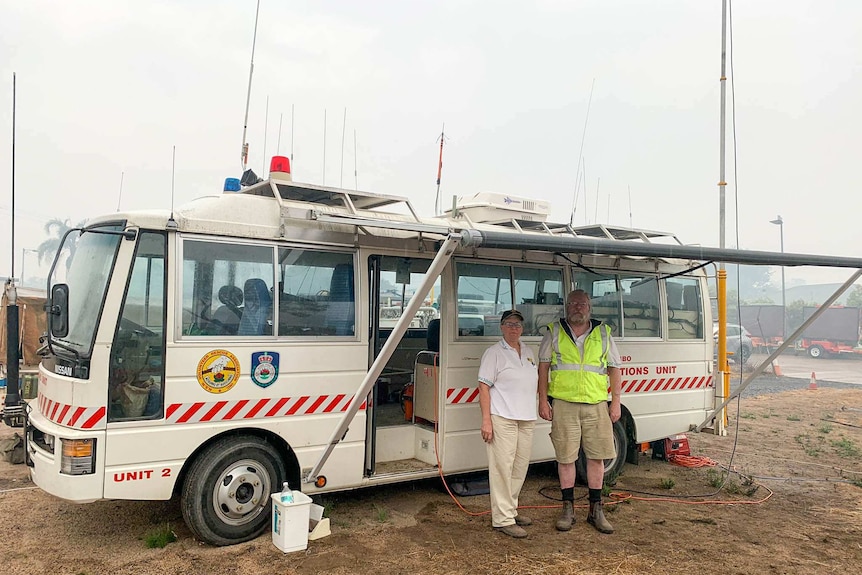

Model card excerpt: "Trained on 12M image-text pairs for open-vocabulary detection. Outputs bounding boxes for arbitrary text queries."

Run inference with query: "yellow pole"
[717,269,728,434]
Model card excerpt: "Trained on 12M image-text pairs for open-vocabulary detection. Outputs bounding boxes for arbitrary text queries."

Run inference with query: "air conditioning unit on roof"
[447,192,550,224]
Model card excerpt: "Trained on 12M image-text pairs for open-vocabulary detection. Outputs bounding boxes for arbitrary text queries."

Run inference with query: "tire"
[575,419,628,485]
[738,346,751,365]
[181,435,286,546]
[809,345,825,359]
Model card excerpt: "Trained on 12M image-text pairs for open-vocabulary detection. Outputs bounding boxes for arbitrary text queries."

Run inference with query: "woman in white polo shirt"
[478,309,539,538]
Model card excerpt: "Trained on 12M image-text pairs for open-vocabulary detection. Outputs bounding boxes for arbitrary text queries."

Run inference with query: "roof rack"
[486,220,683,245]
[238,178,422,221]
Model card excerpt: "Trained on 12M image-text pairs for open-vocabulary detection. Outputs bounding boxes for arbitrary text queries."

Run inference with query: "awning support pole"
[695,268,862,432]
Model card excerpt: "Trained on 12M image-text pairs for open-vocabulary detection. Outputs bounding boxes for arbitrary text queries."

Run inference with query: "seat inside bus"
[238,278,272,335]
[209,285,243,335]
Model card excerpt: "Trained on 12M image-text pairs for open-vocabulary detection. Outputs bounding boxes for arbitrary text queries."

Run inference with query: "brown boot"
[587,501,614,534]
[555,500,574,531]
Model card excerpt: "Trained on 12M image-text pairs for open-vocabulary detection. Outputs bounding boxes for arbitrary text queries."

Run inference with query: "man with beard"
[538,289,621,534]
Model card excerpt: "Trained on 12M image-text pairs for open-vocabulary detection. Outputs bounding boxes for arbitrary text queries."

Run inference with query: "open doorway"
[366,255,441,476]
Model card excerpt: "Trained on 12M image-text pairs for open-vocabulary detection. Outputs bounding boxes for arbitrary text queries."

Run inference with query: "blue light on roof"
[224,178,241,192]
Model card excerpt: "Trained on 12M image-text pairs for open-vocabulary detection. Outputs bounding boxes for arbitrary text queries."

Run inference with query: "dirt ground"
[1,387,861,575]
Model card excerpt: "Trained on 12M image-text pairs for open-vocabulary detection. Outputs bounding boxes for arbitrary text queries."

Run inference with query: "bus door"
[366,255,441,476]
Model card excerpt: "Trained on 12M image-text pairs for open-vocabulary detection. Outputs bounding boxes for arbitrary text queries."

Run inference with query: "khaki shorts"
[549,400,615,463]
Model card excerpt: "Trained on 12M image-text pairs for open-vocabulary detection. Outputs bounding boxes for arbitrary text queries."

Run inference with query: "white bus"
[26,159,717,546]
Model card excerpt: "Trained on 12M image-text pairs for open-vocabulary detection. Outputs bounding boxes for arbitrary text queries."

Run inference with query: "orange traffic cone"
[809,372,818,390]
[772,362,783,377]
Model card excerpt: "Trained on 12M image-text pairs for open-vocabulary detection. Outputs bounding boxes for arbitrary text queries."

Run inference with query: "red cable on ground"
[668,454,717,468]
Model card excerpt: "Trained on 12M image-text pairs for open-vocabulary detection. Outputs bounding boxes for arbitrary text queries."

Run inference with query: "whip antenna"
[569,78,595,226]
[435,124,446,216]
[116,171,124,212]
[340,107,347,187]
[167,146,177,230]
[240,0,261,171]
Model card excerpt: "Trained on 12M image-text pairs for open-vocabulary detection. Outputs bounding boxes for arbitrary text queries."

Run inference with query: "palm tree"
[37,218,87,271]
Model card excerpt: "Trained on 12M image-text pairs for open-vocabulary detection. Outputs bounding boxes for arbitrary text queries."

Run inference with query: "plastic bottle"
[280,482,294,504]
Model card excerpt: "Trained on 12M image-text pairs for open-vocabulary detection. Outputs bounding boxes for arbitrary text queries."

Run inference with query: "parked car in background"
[714,323,753,364]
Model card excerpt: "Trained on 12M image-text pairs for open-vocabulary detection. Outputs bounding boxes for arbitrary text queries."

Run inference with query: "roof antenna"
[322,108,327,185]
[569,78,595,226]
[240,0,261,173]
[593,176,600,224]
[435,123,446,216]
[340,107,347,187]
[116,171,124,212]
[167,146,178,230]
[276,112,283,155]
[290,103,295,167]
[261,94,269,176]
[627,185,633,228]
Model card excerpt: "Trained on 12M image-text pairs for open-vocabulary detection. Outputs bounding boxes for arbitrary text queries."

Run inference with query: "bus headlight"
[60,438,96,475]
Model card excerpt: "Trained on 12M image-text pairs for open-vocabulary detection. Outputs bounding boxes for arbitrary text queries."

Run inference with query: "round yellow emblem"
[196,350,241,394]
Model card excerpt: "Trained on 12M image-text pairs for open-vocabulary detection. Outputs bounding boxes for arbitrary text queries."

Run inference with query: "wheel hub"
[212,460,268,525]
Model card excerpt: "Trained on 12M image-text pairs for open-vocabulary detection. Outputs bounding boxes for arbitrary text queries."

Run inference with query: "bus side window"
[278,248,355,337]
[667,278,702,340]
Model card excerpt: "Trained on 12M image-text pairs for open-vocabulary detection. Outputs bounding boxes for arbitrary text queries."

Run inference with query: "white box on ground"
[271,490,313,553]
[308,503,331,541]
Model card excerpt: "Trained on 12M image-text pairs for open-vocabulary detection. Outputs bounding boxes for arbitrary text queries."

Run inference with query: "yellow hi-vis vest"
[547,320,611,404]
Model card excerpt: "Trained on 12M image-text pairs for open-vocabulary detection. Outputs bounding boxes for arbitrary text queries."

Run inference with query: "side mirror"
[50,283,70,338]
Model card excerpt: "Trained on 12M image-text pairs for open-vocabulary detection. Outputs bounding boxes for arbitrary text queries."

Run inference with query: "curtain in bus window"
[181,240,274,336]
[666,277,703,339]
[622,276,660,338]
[513,266,564,336]
[278,248,355,336]
[573,271,621,337]
[109,232,167,421]
[455,262,513,337]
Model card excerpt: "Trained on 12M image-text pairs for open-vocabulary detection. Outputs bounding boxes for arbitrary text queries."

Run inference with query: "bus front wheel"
[181,435,286,546]
[575,419,628,486]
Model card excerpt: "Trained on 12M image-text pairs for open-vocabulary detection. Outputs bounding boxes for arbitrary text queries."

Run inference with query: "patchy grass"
[373,503,388,522]
[831,437,860,458]
[786,414,801,422]
[740,413,757,420]
[795,434,822,457]
[706,469,724,489]
[818,423,833,434]
[143,524,176,549]
[659,478,675,490]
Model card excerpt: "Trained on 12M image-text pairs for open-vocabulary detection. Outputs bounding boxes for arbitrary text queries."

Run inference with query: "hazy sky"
[2,0,861,287]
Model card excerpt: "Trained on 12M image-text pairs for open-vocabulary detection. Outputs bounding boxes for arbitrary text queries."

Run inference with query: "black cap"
[500,309,524,323]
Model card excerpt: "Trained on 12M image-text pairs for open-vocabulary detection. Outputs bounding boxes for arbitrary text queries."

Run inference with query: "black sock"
[561,487,574,502]
[588,488,602,504]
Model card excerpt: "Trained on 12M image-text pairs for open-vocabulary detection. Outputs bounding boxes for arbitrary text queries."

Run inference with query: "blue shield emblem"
[251,351,279,387]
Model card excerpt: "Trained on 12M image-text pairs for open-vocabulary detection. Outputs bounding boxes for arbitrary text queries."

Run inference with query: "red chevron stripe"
[201,401,228,421]
[81,407,106,429]
[177,402,205,423]
[224,399,249,419]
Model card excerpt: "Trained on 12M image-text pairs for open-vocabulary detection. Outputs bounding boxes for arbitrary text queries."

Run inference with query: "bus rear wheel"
[181,435,286,546]
[575,419,628,486]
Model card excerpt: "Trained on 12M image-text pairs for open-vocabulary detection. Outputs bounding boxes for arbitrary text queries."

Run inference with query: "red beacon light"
[270,156,292,182]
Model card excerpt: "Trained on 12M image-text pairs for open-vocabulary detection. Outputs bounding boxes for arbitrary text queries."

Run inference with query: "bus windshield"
[49,225,124,357]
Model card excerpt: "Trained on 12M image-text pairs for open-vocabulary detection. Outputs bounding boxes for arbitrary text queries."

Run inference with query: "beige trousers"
[487,414,536,527]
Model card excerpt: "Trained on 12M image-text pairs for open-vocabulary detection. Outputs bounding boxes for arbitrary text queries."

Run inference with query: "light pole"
[770,216,786,342]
